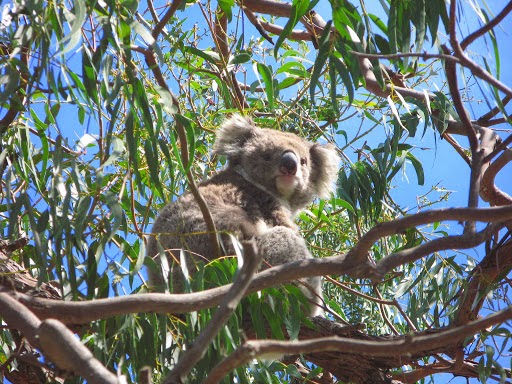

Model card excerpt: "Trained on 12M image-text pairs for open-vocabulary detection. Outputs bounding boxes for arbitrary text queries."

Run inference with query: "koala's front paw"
[257,226,311,265]
[256,226,323,317]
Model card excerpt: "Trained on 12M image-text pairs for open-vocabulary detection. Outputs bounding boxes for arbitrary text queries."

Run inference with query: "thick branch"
[480,148,512,205]
[349,206,512,265]
[205,307,512,383]
[38,319,118,384]
[376,222,503,275]
[0,294,117,383]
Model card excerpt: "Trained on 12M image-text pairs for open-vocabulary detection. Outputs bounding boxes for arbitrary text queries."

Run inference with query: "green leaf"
[218,0,234,21]
[310,20,332,103]
[257,63,275,110]
[58,0,87,55]
[229,52,251,65]
[274,0,311,56]
[406,152,425,185]
[183,46,221,65]
[331,53,354,105]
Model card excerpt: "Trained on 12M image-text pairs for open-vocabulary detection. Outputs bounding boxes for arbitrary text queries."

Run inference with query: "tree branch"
[152,0,183,39]
[460,1,512,51]
[205,307,512,383]
[0,293,118,383]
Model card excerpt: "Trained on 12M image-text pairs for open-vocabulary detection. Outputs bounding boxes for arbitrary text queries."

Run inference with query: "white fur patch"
[254,220,269,236]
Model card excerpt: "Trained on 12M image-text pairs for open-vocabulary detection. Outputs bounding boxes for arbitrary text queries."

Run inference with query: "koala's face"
[239,130,311,199]
[213,115,340,210]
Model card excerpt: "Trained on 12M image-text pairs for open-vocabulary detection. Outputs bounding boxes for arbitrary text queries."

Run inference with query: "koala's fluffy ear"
[213,115,257,158]
[310,143,340,198]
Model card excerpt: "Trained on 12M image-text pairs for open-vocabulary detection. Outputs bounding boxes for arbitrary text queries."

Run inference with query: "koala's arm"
[257,226,323,317]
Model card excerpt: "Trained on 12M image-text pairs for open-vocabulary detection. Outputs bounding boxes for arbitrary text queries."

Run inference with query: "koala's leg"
[257,226,323,317]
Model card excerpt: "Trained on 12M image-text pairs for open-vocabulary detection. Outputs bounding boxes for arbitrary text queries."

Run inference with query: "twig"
[477,95,512,122]
[131,45,222,260]
[440,132,471,166]
[163,242,261,384]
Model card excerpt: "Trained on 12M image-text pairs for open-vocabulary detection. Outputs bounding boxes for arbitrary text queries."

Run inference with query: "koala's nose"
[280,151,298,175]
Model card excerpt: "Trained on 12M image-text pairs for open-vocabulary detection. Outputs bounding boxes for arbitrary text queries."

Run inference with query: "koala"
[146,115,340,317]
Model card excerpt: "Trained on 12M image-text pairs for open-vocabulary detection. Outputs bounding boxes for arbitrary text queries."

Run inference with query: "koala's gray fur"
[146,115,340,316]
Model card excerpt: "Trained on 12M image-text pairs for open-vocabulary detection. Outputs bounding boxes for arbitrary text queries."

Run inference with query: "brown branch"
[0,293,42,348]
[214,7,229,61]
[9,207,512,325]
[477,95,512,122]
[205,307,512,383]
[376,222,504,275]
[257,20,312,41]
[447,0,512,99]
[440,132,471,166]
[37,319,118,384]
[442,45,479,153]
[481,148,512,205]
[350,50,460,64]
[484,132,512,163]
[242,7,274,44]
[460,1,512,51]
[164,242,261,384]
[348,206,512,265]
[442,39,482,218]
[0,293,117,383]
[455,239,512,326]
[152,0,183,39]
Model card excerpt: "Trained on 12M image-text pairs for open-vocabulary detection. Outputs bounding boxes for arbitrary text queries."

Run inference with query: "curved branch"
[348,206,512,265]
[481,148,512,205]
[205,307,512,384]
[460,1,512,51]
[376,222,504,275]
[9,207,512,324]
[152,0,183,39]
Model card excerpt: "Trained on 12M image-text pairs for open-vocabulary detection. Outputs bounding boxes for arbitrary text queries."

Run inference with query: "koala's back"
[146,169,295,290]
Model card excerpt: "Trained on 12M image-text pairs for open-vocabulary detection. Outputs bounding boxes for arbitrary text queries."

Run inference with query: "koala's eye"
[300,157,307,166]
[261,153,272,162]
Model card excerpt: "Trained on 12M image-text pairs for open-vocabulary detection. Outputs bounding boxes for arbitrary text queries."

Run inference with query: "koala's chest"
[199,179,296,230]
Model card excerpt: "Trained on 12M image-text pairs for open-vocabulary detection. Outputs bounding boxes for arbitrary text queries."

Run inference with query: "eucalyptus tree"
[0,0,511,383]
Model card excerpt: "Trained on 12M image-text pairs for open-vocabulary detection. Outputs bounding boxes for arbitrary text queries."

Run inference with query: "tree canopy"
[0,0,511,383]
